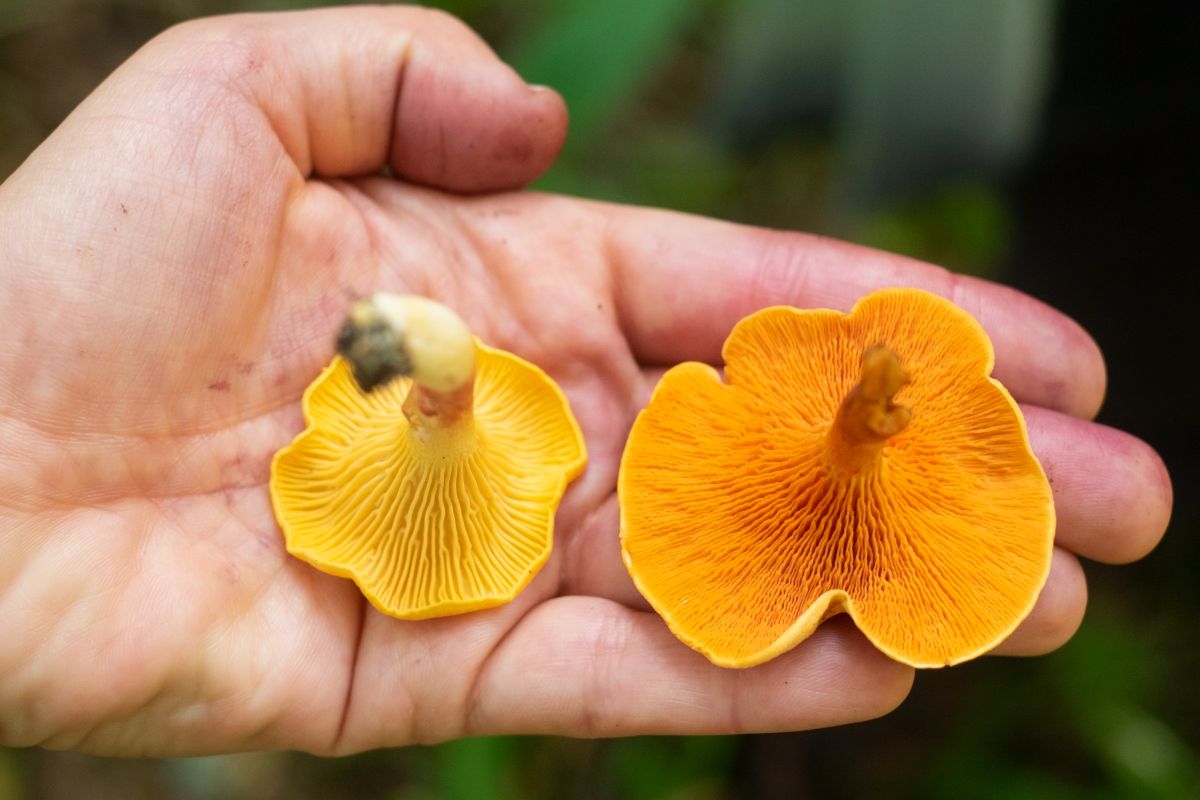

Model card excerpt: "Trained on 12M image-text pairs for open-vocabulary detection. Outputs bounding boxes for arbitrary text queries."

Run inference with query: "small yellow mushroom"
[272,294,587,619]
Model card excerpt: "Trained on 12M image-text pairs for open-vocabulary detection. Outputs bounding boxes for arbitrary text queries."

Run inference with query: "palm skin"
[0,8,1172,756]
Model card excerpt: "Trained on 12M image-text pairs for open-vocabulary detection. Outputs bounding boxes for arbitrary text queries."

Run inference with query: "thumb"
[146,7,566,192]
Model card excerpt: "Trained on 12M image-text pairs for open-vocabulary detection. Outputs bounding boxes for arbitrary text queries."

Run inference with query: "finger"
[1025,406,1172,563]
[104,7,565,190]
[467,597,913,737]
[990,548,1087,656]
[605,205,1105,419]
[560,494,647,609]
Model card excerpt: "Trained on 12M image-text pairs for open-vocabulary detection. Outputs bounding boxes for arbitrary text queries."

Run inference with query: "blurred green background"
[2,0,1196,797]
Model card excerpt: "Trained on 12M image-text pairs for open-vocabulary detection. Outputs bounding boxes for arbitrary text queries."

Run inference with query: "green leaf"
[506,0,697,147]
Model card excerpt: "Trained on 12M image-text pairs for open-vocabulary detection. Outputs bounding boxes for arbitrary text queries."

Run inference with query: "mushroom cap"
[271,341,586,619]
[618,288,1055,668]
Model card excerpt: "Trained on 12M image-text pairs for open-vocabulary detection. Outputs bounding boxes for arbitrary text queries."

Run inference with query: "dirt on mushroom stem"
[402,377,476,439]
[337,293,480,446]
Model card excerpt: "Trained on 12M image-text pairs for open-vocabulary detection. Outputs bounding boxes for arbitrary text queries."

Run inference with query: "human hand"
[0,7,1171,756]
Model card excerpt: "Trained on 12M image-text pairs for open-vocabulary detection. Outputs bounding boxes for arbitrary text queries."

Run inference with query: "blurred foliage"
[509,0,698,153]
[916,609,1200,800]
[2,0,1196,798]
[858,182,1010,275]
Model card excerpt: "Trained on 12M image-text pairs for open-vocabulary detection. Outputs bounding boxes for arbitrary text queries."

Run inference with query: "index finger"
[606,205,1106,419]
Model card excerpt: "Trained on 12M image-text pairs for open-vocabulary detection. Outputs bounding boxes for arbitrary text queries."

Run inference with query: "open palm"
[0,8,1170,756]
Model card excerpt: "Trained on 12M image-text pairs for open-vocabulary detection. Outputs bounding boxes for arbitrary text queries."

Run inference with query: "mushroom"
[271,294,587,619]
[618,287,1054,668]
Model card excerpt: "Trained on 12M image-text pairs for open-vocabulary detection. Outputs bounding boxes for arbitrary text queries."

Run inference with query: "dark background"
[1,0,1196,797]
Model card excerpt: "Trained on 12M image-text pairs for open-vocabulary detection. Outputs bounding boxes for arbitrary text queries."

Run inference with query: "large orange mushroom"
[271,294,586,619]
[619,287,1055,668]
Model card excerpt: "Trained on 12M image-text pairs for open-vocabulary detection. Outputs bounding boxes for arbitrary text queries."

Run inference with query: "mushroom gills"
[271,294,587,619]
[618,287,1055,669]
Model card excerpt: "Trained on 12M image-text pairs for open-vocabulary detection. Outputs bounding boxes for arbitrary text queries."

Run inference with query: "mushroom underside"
[273,347,586,619]
[619,289,1054,668]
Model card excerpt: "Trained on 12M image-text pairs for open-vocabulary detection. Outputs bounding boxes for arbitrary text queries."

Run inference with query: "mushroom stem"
[402,377,475,433]
[336,293,477,438]
[826,344,911,474]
